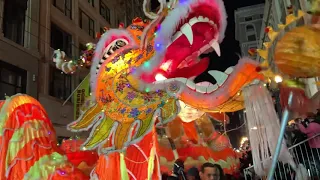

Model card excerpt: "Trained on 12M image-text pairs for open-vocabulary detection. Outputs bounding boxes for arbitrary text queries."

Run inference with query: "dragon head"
[69,0,262,154]
[131,0,263,112]
[138,0,227,81]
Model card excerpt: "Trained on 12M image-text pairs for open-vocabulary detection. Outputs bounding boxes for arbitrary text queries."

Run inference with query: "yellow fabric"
[24,152,67,180]
[73,75,90,120]
[68,103,102,130]
[147,146,155,180]
[282,79,305,89]
[6,120,47,171]
[120,153,129,180]
[263,42,271,48]
[257,49,268,59]
[83,117,115,149]
[278,24,286,30]
[0,94,44,135]
[267,27,279,41]
[260,60,269,68]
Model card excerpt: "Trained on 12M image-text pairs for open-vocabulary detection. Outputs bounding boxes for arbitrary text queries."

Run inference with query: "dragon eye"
[116,40,126,47]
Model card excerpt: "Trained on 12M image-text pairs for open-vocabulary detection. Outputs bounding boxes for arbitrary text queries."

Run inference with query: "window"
[0,61,27,100]
[51,23,72,57]
[100,1,110,23]
[49,66,72,100]
[244,16,252,21]
[247,34,256,41]
[79,10,95,38]
[2,0,28,45]
[260,14,264,18]
[53,0,72,19]
[246,24,255,32]
[88,0,94,7]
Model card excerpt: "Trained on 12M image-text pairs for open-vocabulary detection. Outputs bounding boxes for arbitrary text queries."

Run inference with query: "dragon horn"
[143,0,165,19]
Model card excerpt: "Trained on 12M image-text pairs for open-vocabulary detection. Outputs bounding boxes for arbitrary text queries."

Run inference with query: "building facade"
[0,0,142,137]
[234,4,265,57]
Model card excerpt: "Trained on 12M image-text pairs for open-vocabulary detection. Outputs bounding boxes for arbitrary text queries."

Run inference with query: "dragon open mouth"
[159,4,222,79]
[151,0,234,95]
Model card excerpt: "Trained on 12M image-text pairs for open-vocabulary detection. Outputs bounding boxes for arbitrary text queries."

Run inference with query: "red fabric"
[60,139,99,167]
[65,151,98,167]
[280,86,311,115]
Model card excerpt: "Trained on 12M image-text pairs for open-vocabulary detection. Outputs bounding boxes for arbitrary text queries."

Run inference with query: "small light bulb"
[274,75,283,83]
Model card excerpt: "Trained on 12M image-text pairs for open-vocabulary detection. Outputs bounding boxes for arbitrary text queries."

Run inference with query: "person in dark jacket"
[187,167,200,180]
[168,159,186,180]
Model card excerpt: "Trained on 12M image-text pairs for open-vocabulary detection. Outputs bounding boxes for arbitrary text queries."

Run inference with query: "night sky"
[151,0,265,147]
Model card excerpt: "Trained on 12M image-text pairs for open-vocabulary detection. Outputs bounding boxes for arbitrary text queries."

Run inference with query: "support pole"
[267,92,293,180]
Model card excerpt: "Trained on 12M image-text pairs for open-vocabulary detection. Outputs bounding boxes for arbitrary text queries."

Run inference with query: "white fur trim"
[90,29,137,100]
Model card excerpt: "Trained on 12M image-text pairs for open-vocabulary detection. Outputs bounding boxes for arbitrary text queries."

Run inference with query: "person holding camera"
[297,113,320,149]
[296,112,320,175]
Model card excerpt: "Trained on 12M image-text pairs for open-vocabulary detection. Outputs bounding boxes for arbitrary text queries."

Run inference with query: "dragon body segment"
[0,95,88,180]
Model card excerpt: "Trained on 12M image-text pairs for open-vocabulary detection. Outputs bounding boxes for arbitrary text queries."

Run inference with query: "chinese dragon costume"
[3,0,319,179]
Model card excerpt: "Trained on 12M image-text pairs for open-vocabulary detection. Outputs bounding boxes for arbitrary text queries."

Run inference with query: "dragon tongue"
[180,23,193,45]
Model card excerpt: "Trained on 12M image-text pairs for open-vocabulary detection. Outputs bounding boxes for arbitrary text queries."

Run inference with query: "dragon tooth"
[186,79,196,90]
[208,70,228,86]
[207,84,218,93]
[172,31,183,42]
[195,86,207,93]
[209,40,221,57]
[195,81,212,94]
[224,66,234,74]
[180,23,193,45]
[189,17,198,26]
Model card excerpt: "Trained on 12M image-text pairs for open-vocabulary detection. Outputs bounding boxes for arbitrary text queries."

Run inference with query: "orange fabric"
[7,137,57,179]
[182,122,199,143]
[94,130,161,180]
[207,112,230,123]
[0,95,87,180]
[95,152,121,179]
